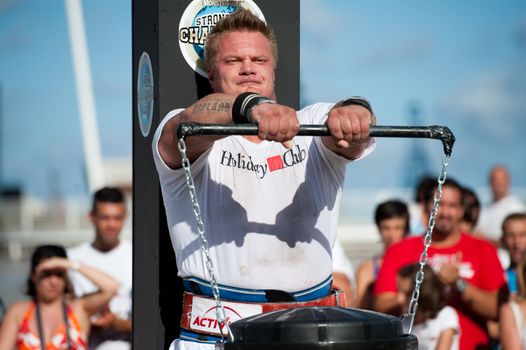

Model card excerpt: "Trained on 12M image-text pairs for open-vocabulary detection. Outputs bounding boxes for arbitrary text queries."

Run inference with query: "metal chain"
[177,137,234,343]
[178,131,450,339]
[401,155,450,334]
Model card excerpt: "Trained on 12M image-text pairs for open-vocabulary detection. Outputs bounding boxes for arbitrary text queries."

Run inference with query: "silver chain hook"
[401,155,450,334]
[177,137,234,343]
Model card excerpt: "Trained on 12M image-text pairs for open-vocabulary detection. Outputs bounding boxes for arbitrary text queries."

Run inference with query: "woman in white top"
[500,256,526,349]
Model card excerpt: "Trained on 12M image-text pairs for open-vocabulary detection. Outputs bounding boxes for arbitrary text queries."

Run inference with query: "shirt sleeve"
[477,240,506,291]
[151,108,213,200]
[437,306,460,333]
[374,244,402,294]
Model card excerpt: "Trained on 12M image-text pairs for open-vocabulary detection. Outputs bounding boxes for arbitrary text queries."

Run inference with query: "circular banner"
[178,0,266,77]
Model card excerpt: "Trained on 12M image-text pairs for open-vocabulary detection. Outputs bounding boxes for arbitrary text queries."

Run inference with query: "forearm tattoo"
[193,100,232,114]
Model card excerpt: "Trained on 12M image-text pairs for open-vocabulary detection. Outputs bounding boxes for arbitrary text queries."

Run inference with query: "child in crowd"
[398,263,460,350]
[355,199,410,309]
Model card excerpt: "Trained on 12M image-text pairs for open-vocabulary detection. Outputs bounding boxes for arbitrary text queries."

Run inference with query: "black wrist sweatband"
[232,92,276,124]
[339,96,374,116]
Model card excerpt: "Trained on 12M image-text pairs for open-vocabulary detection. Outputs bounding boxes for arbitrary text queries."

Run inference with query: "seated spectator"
[499,255,526,349]
[0,244,118,350]
[332,239,356,307]
[374,178,507,349]
[397,263,459,350]
[355,199,410,309]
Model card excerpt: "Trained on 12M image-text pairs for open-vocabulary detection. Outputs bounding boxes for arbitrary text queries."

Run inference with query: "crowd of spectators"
[0,187,131,350]
[337,164,526,349]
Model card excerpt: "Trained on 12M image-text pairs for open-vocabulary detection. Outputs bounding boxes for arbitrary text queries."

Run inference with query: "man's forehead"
[505,219,526,232]
[439,186,462,202]
[218,31,269,46]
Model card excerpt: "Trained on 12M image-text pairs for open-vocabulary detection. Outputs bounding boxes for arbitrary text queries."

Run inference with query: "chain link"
[401,155,450,334]
[178,137,234,343]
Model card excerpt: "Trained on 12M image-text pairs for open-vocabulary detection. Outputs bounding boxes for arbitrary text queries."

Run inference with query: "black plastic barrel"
[224,307,418,350]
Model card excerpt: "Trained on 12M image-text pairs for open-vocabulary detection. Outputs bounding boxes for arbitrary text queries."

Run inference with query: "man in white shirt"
[68,187,132,350]
[152,8,375,350]
[477,165,525,245]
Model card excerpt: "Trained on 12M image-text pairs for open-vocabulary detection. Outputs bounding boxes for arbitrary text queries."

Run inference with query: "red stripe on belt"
[180,289,346,336]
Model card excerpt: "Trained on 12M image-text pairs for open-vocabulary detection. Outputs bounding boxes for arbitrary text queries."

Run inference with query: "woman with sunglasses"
[0,244,118,350]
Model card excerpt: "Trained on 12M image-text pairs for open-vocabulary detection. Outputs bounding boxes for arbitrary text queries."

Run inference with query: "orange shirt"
[16,302,88,350]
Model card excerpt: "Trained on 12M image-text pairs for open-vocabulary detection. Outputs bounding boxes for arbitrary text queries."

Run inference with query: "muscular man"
[152,8,375,350]
[374,178,507,350]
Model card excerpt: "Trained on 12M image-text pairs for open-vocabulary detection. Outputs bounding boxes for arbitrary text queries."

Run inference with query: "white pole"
[64,0,105,193]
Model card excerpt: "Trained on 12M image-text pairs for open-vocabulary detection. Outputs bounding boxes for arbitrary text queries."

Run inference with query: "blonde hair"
[204,8,278,70]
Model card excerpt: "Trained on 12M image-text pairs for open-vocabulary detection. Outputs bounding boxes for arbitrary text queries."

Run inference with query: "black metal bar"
[177,123,455,156]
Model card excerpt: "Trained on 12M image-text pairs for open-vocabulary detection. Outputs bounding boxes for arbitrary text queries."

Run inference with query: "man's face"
[426,186,464,237]
[90,202,127,249]
[490,167,509,201]
[208,30,276,99]
[503,219,526,266]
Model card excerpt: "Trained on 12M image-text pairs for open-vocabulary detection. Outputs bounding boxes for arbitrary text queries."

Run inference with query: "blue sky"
[1,0,525,200]
[301,0,526,190]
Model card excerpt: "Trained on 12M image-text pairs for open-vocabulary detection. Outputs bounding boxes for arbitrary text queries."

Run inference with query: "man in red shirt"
[374,178,507,349]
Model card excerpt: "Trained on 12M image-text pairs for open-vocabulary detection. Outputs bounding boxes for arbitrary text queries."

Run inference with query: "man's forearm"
[157,93,235,169]
[459,283,500,320]
[185,93,234,123]
[373,293,403,315]
[112,317,132,333]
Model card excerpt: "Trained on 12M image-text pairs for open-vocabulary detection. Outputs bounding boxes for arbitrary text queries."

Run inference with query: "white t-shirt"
[477,194,526,240]
[68,240,133,350]
[154,103,375,350]
[411,306,460,350]
[153,102,374,293]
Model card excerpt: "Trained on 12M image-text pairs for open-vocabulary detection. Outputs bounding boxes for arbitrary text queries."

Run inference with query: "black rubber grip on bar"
[176,123,455,156]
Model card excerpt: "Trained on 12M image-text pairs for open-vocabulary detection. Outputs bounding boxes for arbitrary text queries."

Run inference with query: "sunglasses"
[38,269,66,279]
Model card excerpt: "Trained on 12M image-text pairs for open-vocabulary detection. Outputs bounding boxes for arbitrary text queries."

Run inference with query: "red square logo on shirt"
[267,155,284,172]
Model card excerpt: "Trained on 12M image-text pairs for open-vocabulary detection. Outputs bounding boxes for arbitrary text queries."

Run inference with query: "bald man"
[476,165,526,244]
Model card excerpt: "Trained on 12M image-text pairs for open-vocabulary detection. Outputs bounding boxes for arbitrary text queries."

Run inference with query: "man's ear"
[208,70,215,84]
[88,211,95,224]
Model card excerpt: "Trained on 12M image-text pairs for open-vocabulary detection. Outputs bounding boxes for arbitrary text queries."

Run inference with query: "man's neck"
[38,295,63,307]
[431,229,462,248]
[92,239,119,252]
[493,193,509,203]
